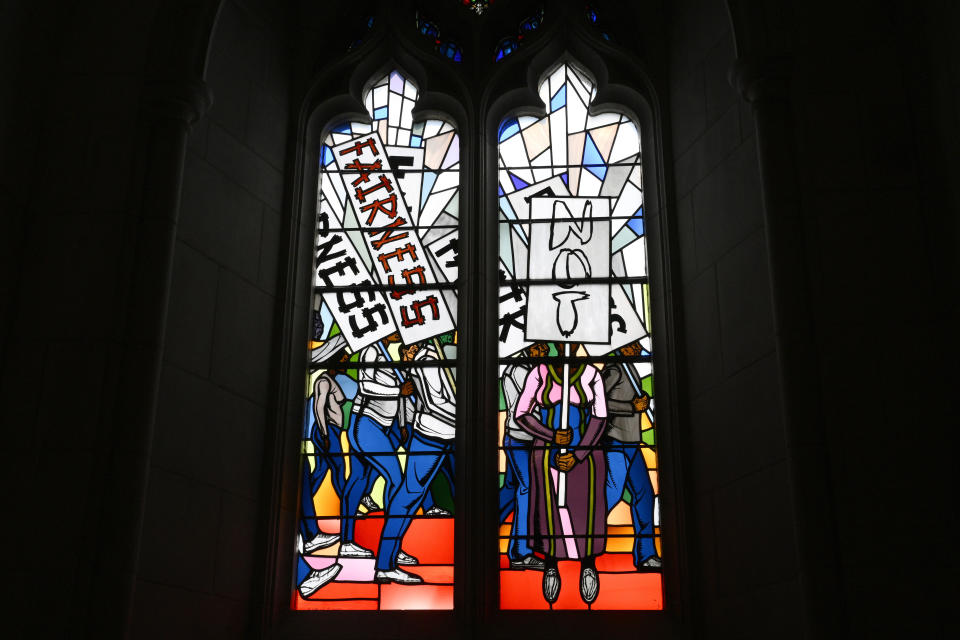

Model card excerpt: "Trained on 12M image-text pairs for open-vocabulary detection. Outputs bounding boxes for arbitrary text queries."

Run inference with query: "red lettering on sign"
[377,243,418,273]
[338,137,379,158]
[345,159,383,186]
[389,265,427,299]
[354,175,393,203]
[361,193,399,225]
[370,218,410,251]
[400,295,441,327]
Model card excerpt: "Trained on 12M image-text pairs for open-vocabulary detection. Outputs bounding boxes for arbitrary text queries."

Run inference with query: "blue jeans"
[604,437,657,565]
[340,414,404,543]
[376,431,453,571]
[421,449,455,511]
[300,422,345,540]
[498,434,534,560]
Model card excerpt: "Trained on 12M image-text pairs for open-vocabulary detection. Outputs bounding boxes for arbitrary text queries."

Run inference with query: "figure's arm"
[358,347,400,397]
[514,367,556,441]
[326,378,345,431]
[418,353,456,421]
[312,377,330,438]
[574,368,608,461]
[501,367,522,413]
[603,367,636,416]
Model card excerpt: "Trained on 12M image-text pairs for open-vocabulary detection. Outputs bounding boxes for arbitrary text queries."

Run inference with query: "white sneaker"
[304,532,339,553]
[396,550,419,565]
[338,541,374,558]
[424,506,451,517]
[299,563,342,597]
[374,568,423,584]
[641,556,662,568]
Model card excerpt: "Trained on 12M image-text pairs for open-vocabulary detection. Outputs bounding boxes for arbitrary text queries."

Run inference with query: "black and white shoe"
[299,563,342,598]
[303,532,339,553]
[579,566,599,604]
[360,495,381,512]
[374,568,423,584]
[424,506,451,517]
[640,556,662,568]
[509,555,545,571]
[338,541,374,558]
[396,550,419,565]
[542,567,561,603]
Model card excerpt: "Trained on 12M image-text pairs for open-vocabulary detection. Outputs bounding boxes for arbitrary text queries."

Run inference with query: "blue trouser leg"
[351,414,404,522]
[503,434,533,559]
[625,444,657,565]
[376,432,450,571]
[423,446,455,512]
[340,414,375,543]
[439,451,454,500]
[499,448,518,525]
[312,423,347,497]
[605,438,657,566]
[300,449,321,540]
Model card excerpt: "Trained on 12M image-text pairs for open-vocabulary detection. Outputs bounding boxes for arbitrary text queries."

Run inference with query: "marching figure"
[498,343,549,570]
[515,343,608,605]
[602,342,662,569]
[375,340,456,584]
[297,344,353,597]
[337,333,415,560]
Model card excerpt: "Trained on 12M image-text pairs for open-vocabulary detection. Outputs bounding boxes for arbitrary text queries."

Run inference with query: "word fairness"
[332,133,455,344]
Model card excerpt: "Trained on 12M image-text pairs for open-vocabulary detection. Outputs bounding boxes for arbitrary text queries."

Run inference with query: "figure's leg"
[339,415,370,544]
[361,419,404,518]
[498,445,518,525]
[624,444,657,566]
[376,433,446,571]
[300,451,321,540]
[604,440,630,514]
[505,435,534,560]
[326,423,347,497]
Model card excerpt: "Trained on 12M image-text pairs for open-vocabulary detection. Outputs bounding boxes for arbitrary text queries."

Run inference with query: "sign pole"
[558,342,570,507]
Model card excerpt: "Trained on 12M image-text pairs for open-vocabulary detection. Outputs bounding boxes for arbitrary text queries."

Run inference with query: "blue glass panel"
[333,123,350,133]
[498,118,520,142]
[411,135,423,148]
[627,211,644,236]
[583,133,607,179]
[508,172,529,191]
[373,106,388,120]
[560,172,569,186]
[550,85,566,112]
[321,145,334,166]
[421,171,438,208]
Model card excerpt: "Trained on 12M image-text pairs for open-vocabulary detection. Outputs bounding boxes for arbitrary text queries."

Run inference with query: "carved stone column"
[86,76,212,638]
[731,57,845,637]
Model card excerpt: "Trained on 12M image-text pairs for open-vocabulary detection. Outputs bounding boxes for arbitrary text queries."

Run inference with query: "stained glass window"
[494,7,544,61]
[496,62,662,610]
[294,70,460,611]
[415,12,464,63]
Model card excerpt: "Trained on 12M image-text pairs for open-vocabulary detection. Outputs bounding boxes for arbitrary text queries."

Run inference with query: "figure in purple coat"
[514,343,608,605]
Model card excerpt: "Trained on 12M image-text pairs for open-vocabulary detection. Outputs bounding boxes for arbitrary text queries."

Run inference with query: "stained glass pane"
[496,63,663,610]
[294,70,458,611]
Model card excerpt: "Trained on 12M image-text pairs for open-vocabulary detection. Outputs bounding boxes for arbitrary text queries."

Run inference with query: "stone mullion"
[87,78,212,638]
[732,57,844,637]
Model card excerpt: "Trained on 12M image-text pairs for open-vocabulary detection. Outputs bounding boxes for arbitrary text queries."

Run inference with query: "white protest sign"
[332,132,455,344]
[525,197,611,344]
[584,283,649,356]
[497,259,531,357]
[314,200,396,351]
